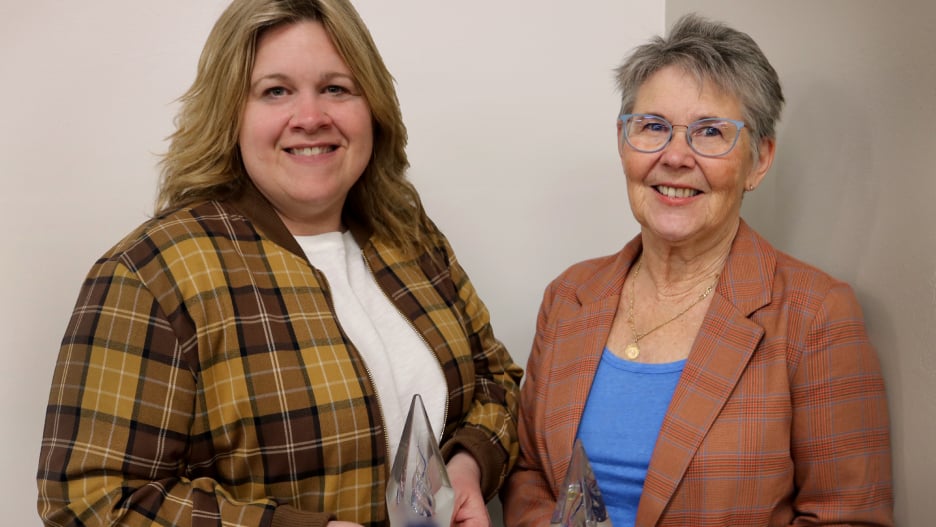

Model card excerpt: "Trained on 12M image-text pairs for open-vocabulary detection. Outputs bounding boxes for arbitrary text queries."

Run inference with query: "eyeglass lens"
[623,115,741,157]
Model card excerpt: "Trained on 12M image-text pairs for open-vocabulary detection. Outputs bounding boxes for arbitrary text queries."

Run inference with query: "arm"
[36,258,328,527]
[789,283,894,526]
[435,236,523,504]
[500,282,560,527]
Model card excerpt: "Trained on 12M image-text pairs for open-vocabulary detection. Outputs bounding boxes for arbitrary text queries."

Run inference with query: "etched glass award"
[550,438,612,527]
[387,394,454,527]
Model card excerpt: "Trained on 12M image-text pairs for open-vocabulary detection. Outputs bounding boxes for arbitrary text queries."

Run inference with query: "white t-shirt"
[295,231,447,463]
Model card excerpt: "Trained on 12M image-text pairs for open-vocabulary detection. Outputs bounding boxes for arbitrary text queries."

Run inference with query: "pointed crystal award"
[550,438,612,527]
[387,394,455,527]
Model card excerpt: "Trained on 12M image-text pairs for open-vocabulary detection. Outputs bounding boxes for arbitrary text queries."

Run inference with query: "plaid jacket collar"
[228,181,375,262]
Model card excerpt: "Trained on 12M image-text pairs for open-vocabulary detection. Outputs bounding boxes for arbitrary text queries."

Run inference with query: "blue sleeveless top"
[577,348,686,527]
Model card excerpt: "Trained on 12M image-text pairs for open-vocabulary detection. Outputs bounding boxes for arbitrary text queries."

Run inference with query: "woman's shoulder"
[552,231,639,290]
[737,221,850,291]
[554,251,626,284]
[773,249,842,286]
[97,200,254,267]
[541,247,633,309]
[772,249,861,318]
[739,224,860,316]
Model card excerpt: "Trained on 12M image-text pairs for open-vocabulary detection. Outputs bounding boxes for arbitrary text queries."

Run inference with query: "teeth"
[657,185,700,198]
[290,146,333,156]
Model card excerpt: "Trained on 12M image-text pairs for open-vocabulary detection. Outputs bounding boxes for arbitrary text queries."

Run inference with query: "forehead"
[633,65,742,120]
[252,20,348,72]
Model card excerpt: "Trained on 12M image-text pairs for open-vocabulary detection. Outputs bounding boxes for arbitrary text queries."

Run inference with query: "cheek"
[622,154,652,183]
[240,104,287,142]
[238,109,262,151]
[346,106,374,141]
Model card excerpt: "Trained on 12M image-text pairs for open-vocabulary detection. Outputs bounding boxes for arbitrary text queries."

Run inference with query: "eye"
[691,120,731,139]
[324,84,348,95]
[262,86,288,98]
[696,126,724,138]
[636,116,670,134]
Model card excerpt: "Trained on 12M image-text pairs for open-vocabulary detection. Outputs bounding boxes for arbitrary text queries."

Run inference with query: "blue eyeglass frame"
[619,113,746,157]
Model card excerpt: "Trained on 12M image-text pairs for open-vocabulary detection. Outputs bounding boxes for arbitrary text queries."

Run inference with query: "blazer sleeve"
[500,280,561,527]
[36,257,326,527]
[437,235,524,501]
[789,281,894,526]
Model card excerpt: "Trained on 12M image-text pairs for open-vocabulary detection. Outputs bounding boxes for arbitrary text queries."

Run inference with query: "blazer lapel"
[544,240,641,489]
[636,221,775,526]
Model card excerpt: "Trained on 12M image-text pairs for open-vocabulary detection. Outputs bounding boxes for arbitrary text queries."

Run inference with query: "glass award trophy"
[387,394,455,527]
[550,438,612,527]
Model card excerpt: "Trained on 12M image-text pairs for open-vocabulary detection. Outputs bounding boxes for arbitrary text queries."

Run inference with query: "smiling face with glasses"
[617,65,775,248]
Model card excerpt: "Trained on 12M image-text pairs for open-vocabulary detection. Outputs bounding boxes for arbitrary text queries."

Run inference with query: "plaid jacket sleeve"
[36,250,281,527]
[499,277,565,526]
[37,205,358,527]
[500,253,621,527]
[787,281,893,525]
[438,233,524,500]
[366,225,523,501]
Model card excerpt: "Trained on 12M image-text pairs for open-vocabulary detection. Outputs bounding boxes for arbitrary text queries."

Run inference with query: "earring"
[747,184,755,191]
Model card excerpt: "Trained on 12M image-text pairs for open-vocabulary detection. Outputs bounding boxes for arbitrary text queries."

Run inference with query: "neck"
[638,220,737,298]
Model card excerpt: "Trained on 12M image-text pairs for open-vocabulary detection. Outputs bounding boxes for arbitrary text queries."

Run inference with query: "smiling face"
[619,65,775,252]
[239,20,373,235]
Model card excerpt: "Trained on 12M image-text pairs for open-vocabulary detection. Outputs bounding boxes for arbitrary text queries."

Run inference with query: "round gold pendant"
[624,343,640,360]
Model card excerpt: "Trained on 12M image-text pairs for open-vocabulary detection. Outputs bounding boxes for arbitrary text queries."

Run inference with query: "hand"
[446,451,491,527]
[326,522,364,527]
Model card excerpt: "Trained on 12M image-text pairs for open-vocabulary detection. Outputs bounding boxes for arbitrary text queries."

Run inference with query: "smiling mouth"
[655,185,701,198]
[286,146,337,156]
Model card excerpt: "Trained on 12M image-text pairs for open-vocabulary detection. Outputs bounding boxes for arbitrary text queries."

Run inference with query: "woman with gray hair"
[502,14,893,527]
[36,1,522,526]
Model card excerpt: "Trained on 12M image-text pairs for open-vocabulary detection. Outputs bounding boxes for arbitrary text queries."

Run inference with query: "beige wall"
[666,1,936,524]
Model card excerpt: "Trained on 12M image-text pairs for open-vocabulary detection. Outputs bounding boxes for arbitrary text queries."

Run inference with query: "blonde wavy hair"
[157,0,433,253]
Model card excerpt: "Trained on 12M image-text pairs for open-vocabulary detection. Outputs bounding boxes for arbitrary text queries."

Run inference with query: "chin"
[642,217,700,242]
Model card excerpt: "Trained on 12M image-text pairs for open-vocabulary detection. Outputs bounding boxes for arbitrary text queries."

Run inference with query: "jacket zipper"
[309,266,392,464]
[360,250,450,450]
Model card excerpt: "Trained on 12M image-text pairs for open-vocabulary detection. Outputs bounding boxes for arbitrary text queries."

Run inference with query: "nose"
[659,125,696,167]
[289,93,332,132]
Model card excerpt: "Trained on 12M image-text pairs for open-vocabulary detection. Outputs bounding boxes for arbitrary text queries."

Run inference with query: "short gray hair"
[615,14,784,156]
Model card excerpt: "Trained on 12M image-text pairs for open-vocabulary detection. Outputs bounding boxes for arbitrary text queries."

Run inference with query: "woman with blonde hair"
[37,1,522,526]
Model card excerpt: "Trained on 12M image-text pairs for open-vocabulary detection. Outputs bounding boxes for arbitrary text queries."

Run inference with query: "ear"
[746,137,776,190]
[616,118,625,157]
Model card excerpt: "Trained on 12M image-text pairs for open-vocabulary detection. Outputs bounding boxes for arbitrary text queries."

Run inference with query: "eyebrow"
[249,71,357,90]
[640,112,727,123]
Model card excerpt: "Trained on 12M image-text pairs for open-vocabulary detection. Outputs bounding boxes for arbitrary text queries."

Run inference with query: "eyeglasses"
[619,114,746,157]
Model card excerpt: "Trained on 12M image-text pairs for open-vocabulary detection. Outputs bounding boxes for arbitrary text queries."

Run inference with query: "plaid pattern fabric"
[502,220,893,527]
[37,187,522,527]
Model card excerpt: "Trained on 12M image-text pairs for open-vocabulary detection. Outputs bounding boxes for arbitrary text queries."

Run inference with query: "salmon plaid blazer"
[502,220,893,526]
[37,185,522,527]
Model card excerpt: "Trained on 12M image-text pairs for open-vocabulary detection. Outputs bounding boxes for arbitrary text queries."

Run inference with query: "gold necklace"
[623,259,720,360]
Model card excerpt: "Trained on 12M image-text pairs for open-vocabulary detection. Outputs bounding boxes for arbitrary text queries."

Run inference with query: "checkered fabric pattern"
[502,220,893,527]
[38,187,521,527]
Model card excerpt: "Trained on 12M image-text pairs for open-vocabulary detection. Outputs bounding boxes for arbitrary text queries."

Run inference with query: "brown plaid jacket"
[37,187,522,527]
[502,220,893,527]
